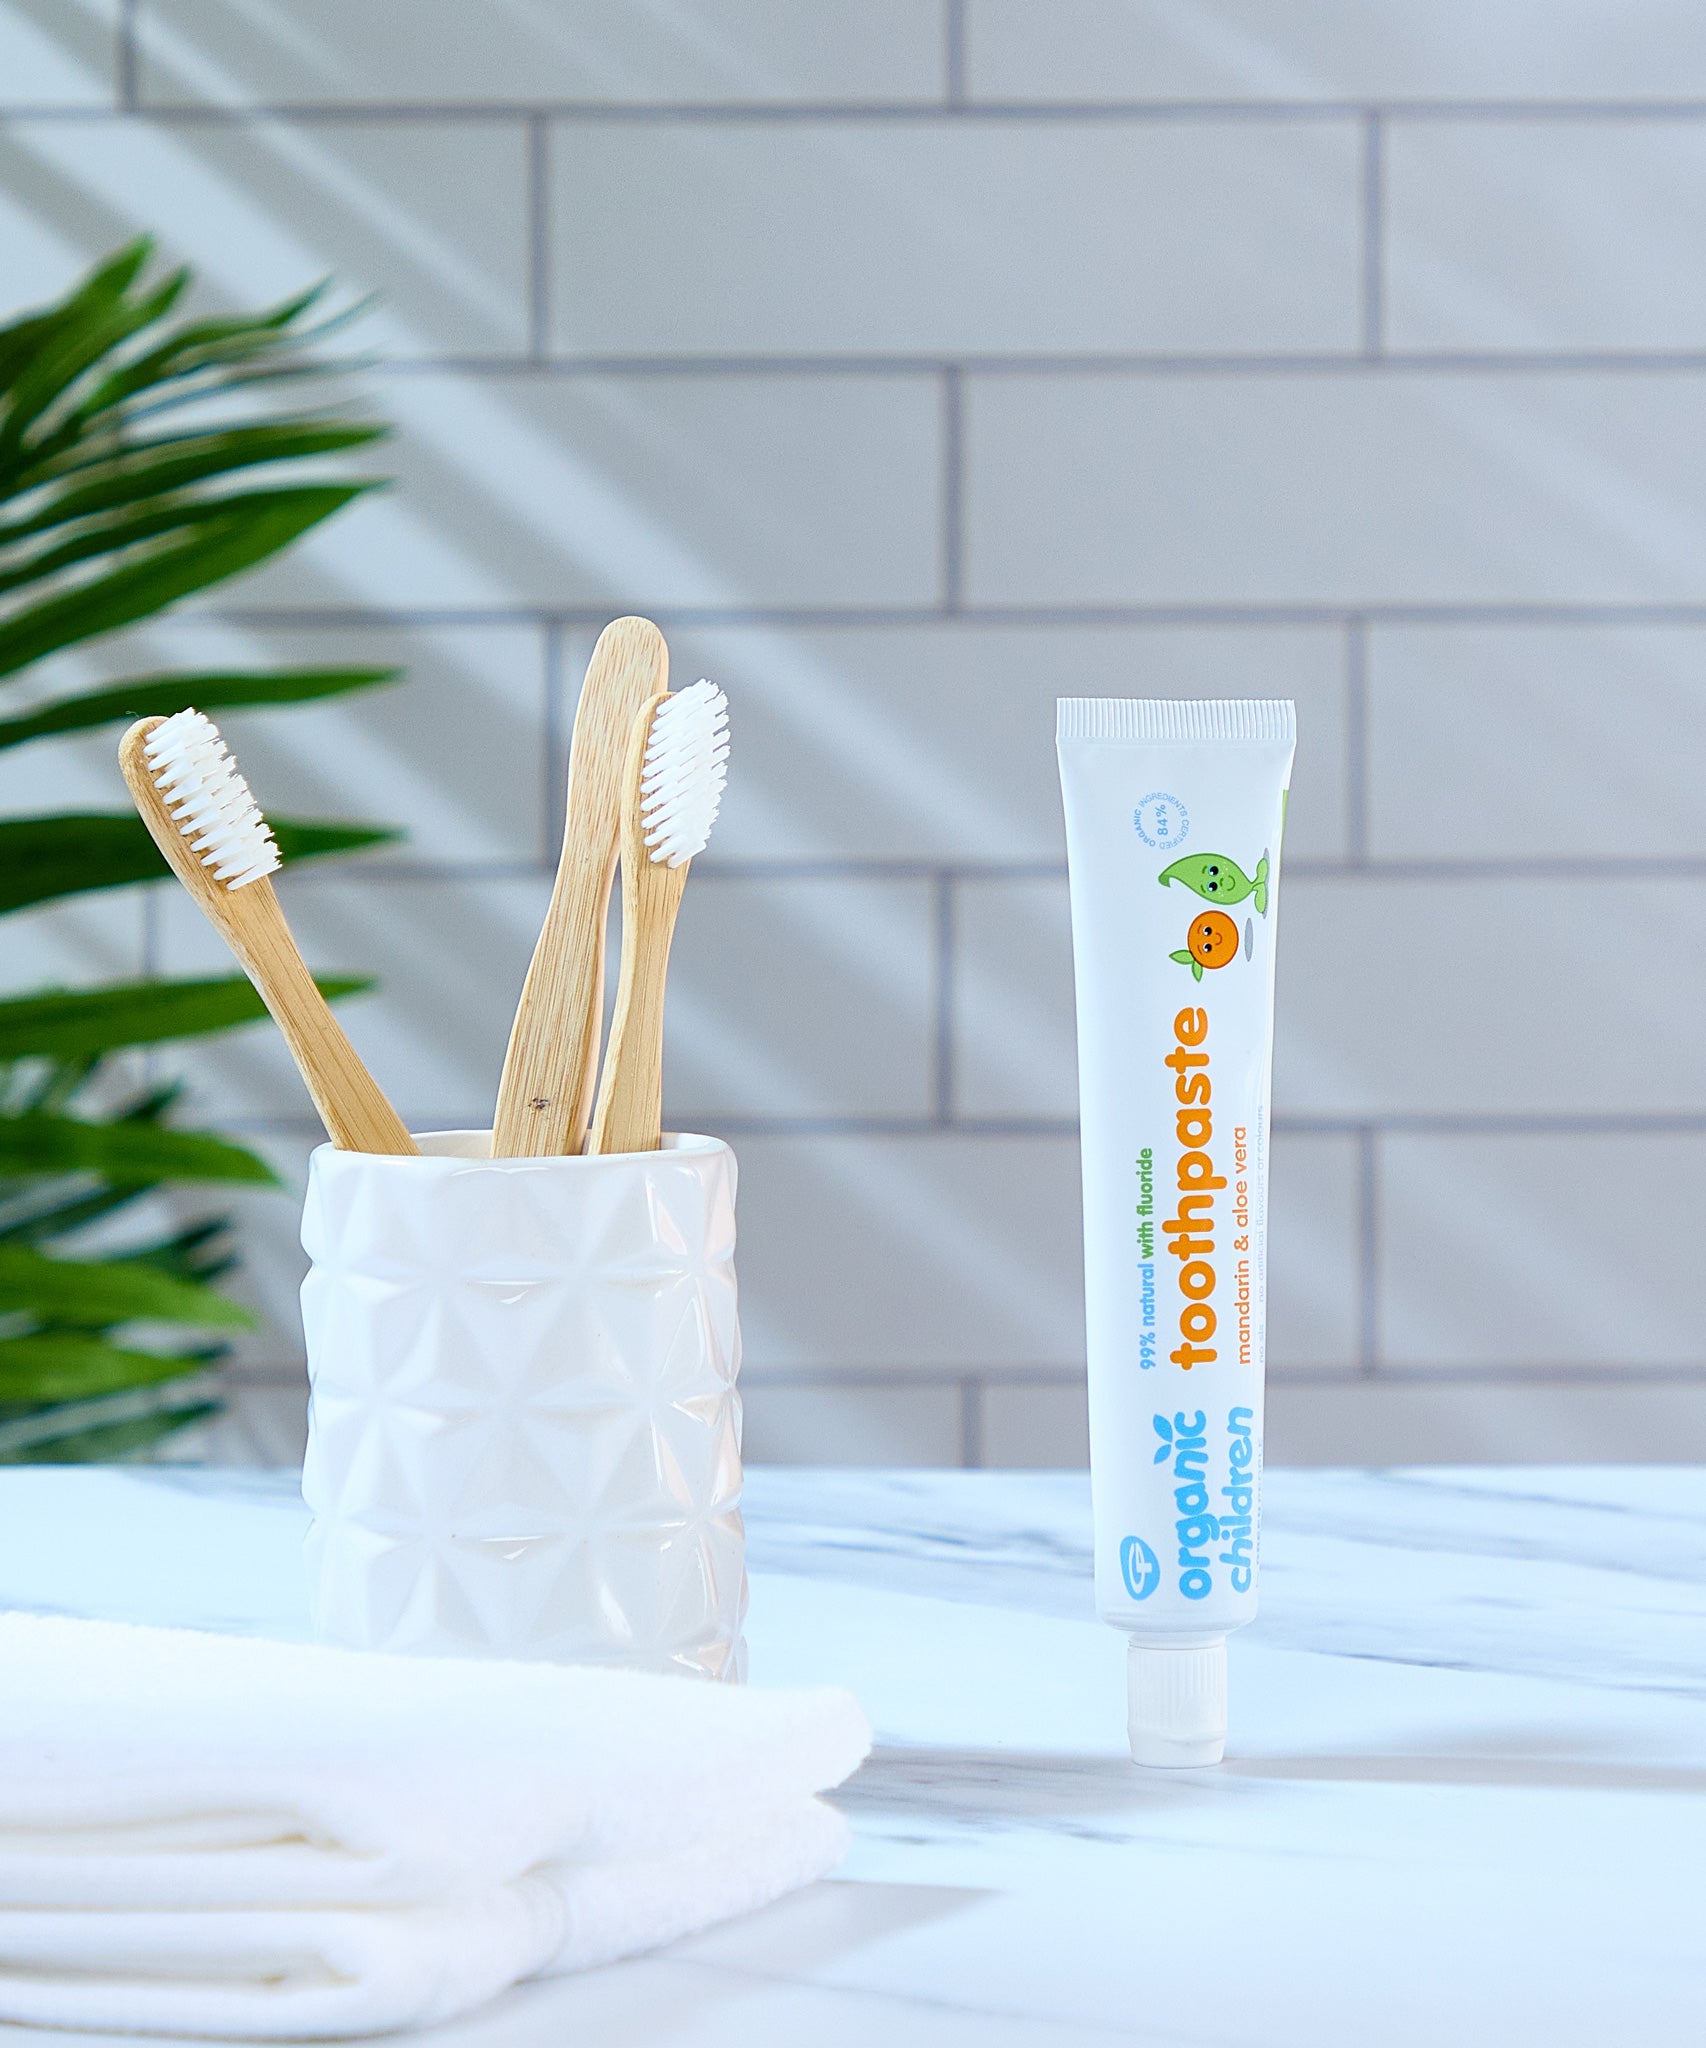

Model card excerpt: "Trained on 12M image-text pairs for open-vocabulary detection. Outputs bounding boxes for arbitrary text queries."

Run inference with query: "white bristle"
[142,709,281,890]
[639,680,729,867]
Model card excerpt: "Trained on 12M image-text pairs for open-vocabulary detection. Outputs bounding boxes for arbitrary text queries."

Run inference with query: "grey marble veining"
[0,1465,1700,2046]
[750,1465,1706,1694]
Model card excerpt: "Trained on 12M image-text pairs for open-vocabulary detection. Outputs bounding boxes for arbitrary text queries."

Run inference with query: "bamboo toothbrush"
[588,680,729,1156]
[120,710,418,1156]
[492,616,669,1157]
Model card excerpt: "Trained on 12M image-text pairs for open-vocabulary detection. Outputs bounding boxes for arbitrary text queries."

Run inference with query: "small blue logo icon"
[1134,792,1188,851]
[1119,1534,1161,1601]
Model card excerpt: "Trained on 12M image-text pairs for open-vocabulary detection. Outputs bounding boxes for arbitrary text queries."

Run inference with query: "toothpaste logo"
[1162,1007,1224,1372]
[1119,1534,1161,1601]
[1152,1408,1259,1601]
[1223,1407,1257,1594]
[1164,850,1268,981]
[1153,1409,1216,1600]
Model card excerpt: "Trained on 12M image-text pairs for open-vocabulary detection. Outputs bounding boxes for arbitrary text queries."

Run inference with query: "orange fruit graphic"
[1188,910,1239,970]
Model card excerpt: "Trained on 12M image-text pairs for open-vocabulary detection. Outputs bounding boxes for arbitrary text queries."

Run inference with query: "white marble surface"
[0,1464,1701,2045]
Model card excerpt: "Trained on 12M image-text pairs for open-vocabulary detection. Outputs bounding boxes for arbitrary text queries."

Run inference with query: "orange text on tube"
[1161,1006,1224,1369]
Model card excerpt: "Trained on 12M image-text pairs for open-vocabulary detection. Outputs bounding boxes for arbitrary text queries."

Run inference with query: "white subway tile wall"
[0,117,534,358]
[965,374,1706,607]
[547,122,1367,355]
[6,2,1706,1465]
[135,2,948,109]
[963,2,1706,102]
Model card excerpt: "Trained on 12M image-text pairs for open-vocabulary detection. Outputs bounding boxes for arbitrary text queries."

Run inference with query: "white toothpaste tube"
[1056,699,1295,1768]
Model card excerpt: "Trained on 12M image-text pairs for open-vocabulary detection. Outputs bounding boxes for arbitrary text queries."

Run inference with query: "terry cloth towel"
[0,1614,870,2040]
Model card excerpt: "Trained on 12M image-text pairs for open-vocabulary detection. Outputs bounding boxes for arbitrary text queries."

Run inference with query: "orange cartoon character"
[1170,908,1250,981]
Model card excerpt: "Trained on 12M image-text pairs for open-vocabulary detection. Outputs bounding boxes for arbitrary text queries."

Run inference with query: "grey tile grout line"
[279,856,1065,882]
[115,0,138,111]
[220,1359,1706,1392]
[0,100,1381,126]
[1289,1364,1706,1386]
[1360,111,1384,358]
[945,0,967,106]
[959,1376,983,1468]
[49,95,1706,123]
[198,599,1706,628]
[1280,1112,1706,1136]
[526,111,551,360]
[933,872,956,1123]
[1283,855,1706,880]
[1343,616,1369,864]
[323,346,1706,376]
[219,1364,1091,1393]
[940,364,965,612]
[1356,1126,1380,1378]
[697,859,1063,882]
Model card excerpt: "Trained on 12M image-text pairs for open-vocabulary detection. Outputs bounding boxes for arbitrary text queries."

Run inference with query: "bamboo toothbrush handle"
[588,699,687,1156]
[220,884,419,1156]
[493,840,615,1157]
[119,719,417,1157]
[587,858,687,1155]
[493,618,668,1158]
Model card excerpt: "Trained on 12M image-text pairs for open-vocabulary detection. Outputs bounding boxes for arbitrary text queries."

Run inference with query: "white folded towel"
[0,1614,870,2039]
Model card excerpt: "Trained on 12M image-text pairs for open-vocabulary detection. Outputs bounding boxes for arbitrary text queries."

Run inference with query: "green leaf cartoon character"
[1159,851,1269,915]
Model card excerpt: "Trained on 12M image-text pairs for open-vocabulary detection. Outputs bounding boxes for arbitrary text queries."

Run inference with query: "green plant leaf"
[0,482,373,680]
[0,1180,156,1249]
[0,269,191,479]
[0,1242,252,1330]
[0,492,250,600]
[17,1053,96,1117]
[0,241,158,464]
[0,813,397,915]
[116,1080,185,1125]
[0,1331,209,1402]
[0,667,397,751]
[0,1115,277,1186]
[0,1398,218,1464]
[74,281,324,392]
[0,974,373,1059]
[114,1216,234,1286]
[0,241,400,1465]
[263,820,407,866]
[0,482,379,603]
[0,421,381,551]
[49,283,346,447]
[0,1179,153,1236]
[0,240,153,378]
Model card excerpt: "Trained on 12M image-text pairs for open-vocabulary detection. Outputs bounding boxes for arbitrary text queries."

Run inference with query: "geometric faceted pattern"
[300,1130,746,1681]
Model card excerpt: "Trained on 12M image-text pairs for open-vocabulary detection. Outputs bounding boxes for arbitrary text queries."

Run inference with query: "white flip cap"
[1127,1639,1227,1769]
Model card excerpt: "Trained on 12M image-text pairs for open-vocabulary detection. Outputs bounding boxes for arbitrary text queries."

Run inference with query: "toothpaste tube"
[1056,699,1295,1767]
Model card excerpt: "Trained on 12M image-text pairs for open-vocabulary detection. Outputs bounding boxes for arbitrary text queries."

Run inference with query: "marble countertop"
[0,1463,1701,2046]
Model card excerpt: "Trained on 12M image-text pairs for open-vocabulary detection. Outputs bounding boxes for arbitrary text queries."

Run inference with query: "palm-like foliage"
[0,239,400,1462]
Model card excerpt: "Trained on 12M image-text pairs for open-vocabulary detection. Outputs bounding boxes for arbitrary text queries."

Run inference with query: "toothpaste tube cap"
[1127,1639,1226,1769]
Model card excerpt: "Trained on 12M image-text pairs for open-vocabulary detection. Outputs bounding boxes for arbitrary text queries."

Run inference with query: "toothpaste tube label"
[1058,699,1294,1635]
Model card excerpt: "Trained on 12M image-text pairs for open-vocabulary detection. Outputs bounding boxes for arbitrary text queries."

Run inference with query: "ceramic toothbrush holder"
[299,1130,746,1680]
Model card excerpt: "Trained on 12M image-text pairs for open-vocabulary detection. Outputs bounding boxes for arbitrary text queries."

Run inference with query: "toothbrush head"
[140,708,281,891]
[638,680,729,867]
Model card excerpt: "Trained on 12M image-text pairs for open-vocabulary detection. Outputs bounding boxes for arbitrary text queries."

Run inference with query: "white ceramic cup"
[299,1130,746,1679]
